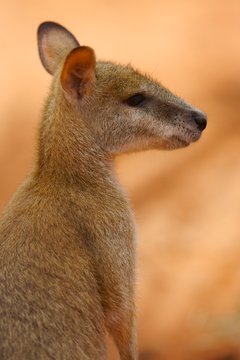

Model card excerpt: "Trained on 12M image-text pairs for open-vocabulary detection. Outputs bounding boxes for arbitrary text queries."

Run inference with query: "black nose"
[192,111,207,131]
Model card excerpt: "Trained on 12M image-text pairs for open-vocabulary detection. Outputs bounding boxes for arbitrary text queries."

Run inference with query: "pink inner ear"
[60,46,96,98]
[37,21,80,75]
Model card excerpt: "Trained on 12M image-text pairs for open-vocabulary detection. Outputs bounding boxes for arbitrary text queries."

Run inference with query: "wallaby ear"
[38,21,79,75]
[60,46,96,99]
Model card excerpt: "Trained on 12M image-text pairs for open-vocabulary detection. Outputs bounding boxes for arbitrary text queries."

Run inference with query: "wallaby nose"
[192,111,207,131]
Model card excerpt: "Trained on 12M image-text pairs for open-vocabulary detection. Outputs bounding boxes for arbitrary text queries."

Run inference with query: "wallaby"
[0,22,207,360]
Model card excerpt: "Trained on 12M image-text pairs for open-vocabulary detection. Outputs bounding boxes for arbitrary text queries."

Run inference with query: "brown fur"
[0,22,206,359]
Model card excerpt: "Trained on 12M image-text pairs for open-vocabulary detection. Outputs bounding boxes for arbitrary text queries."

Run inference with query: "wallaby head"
[38,22,207,158]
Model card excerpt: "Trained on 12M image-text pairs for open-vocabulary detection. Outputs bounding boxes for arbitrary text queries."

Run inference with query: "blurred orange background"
[1,1,240,359]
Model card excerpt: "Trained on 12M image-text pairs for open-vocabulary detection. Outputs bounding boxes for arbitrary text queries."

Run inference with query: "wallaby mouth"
[171,136,191,147]
[177,125,205,147]
[167,111,207,149]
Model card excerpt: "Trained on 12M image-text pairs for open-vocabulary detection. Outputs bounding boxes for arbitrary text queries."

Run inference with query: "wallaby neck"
[35,91,116,190]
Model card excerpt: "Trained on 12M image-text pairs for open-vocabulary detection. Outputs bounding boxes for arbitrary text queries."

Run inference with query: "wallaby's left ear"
[61,46,96,99]
[38,21,79,75]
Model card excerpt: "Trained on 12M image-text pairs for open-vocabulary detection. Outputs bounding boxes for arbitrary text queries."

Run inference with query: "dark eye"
[125,93,145,107]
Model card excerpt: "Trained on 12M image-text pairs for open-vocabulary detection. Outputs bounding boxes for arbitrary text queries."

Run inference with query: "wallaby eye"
[125,93,145,107]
